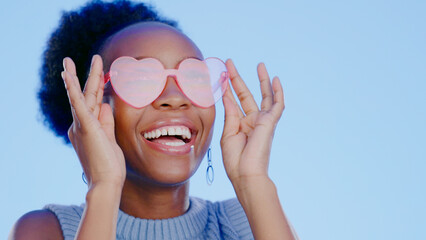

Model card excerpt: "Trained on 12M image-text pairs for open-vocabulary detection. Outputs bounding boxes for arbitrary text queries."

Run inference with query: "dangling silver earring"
[82,172,88,185]
[206,147,214,185]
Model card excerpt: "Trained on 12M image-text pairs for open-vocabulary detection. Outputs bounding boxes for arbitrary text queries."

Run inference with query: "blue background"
[1,0,425,239]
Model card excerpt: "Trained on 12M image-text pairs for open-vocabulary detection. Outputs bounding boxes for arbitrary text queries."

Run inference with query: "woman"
[10,1,297,239]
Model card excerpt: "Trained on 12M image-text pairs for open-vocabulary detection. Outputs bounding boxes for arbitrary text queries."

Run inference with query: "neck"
[119,176,190,219]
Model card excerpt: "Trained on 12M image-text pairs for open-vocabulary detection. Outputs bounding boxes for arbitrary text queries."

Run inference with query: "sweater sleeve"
[219,198,254,240]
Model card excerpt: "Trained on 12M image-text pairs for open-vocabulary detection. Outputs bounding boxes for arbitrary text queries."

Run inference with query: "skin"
[10,22,298,240]
[101,23,215,219]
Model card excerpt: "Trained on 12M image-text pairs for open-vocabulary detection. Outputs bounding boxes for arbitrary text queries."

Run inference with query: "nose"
[152,76,191,110]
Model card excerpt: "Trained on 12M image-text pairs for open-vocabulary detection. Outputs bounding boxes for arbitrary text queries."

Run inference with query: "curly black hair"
[38,0,178,143]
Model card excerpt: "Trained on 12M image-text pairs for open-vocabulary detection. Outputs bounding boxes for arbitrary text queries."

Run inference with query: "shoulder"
[9,209,63,240]
[218,198,246,218]
[215,198,254,239]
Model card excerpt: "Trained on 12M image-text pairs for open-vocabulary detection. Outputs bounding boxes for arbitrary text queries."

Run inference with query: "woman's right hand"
[62,55,126,189]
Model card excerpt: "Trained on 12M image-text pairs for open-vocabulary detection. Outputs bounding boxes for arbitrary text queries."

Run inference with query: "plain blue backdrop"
[1,0,425,239]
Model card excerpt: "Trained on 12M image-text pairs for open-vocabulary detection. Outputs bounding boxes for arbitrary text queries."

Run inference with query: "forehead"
[101,22,203,69]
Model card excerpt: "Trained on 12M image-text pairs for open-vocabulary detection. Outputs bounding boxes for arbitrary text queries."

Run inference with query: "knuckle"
[68,96,76,107]
[261,92,271,100]
[84,90,97,99]
[88,105,96,113]
[230,73,241,81]
[88,71,102,79]
[237,91,251,102]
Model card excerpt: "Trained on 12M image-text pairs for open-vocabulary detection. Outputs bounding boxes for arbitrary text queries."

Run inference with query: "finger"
[62,71,79,127]
[226,59,259,115]
[270,76,285,120]
[63,57,81,90]
[62,70,92,128]
[257,63,274,111]
[93,71,105,118]
[83,55,104,114]
[221,92,241,139]
[93,69,104,118]
[99,103,115,141]
[223,83,244,118]
[63,57,89,126]
[97,71,105,103]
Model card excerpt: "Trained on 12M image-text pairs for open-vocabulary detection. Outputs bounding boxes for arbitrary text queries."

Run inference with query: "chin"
[125,158,200,187]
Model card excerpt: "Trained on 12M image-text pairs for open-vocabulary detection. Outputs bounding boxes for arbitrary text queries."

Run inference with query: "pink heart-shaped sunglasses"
[104,57,229,108]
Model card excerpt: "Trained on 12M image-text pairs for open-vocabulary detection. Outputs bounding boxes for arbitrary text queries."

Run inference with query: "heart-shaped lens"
[178,57,228,108]
[205,57,229,103]
[109,57,166,108]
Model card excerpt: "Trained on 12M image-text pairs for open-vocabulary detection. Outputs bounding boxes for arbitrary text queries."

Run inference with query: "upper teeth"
[143,126,192,140]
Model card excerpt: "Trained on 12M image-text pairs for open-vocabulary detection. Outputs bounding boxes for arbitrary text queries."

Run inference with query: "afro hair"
[38,0,178,143]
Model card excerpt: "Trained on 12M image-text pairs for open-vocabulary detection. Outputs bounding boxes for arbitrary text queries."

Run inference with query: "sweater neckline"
[116,197,209,239]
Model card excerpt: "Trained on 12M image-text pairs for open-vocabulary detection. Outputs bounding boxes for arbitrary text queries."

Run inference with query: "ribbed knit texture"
[44,197,253,240]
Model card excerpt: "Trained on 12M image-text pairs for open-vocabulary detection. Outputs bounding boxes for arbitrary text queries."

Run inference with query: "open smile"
[141,124,197,154]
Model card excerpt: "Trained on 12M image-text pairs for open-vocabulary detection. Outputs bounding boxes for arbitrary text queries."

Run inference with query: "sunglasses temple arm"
[104,72,111,84]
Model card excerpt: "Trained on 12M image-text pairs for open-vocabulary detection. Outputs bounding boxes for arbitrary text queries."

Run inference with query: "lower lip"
[142,136,196,155]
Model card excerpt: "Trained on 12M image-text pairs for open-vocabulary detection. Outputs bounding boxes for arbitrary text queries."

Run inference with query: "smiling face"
[101,22,215,186]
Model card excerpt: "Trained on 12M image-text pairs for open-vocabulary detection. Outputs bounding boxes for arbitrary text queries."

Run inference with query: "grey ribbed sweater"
[45,197,253,240]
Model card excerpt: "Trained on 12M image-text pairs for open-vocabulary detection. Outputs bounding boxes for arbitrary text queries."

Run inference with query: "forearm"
[233,176,298,240]
[75,183,122,240]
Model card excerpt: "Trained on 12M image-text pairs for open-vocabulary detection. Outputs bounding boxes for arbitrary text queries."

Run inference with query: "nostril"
[158,101,189,109]
[153,79,192,109]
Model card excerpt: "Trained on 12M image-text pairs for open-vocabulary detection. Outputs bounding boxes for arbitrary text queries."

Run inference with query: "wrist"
[86,181,123,203]
[232,176,296,240]
[231,175,276,202]
[78,179,122,240]
[88,174,124,190]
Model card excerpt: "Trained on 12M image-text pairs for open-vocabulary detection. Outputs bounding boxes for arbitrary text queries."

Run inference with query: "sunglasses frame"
[104,56,229,108]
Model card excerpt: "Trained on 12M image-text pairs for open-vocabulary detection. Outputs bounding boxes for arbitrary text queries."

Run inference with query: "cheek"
[110,95,141,144]
[202,107,216,144]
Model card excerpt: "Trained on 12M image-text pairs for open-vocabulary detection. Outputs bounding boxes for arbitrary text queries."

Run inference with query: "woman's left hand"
[221,60,298,240]
[221,59,285,187]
